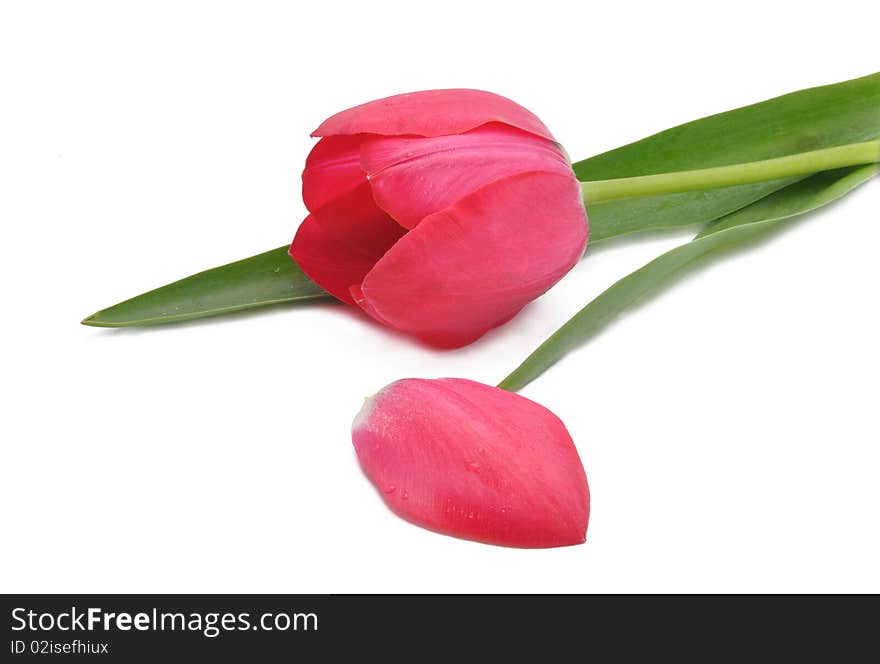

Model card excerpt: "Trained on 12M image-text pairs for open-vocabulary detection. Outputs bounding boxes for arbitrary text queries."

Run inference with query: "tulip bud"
[291,89,588,348]
[352,378,589,548]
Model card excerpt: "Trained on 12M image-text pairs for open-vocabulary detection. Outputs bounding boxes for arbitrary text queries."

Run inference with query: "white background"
[2,0,878,593]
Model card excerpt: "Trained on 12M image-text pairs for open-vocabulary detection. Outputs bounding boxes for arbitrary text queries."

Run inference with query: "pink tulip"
[290,89,588,348]
[352,378,589,548]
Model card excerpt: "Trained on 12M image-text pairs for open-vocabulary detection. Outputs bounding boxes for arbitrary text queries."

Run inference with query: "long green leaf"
[582,71,880,241]
[498,165,879,392]
[83,73,880,327]
[81,246,328,327]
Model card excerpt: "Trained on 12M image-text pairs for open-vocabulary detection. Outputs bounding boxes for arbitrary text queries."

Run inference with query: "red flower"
[290,90,588,348]
[352,378,590,548]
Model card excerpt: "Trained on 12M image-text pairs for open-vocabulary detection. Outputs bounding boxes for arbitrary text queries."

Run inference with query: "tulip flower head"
[352,378,590,548]
[291,90,588,348]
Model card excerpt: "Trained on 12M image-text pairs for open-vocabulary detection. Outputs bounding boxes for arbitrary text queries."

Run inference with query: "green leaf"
[497,164,879,392]
[82,246,329,327]
[84,73,880,327]
[581,71,880,241]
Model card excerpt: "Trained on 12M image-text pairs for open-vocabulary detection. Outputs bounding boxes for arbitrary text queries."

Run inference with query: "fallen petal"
[352,378,590,548]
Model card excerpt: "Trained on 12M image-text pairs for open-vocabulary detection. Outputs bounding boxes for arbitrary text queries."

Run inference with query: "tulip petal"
[302,136,365,212]
[360,124,571,229]
[313,89,554,141]
[352,378,589,548]
[290,184,407,305]
[353,171,588,347]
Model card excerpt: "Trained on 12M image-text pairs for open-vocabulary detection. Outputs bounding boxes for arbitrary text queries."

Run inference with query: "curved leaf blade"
[498,165,879,392]
[582,71,880,241]
[82,246,329,327]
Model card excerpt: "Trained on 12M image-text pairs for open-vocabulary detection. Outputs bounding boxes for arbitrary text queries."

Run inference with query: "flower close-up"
[290,89,589,348]
[352,378,590,548]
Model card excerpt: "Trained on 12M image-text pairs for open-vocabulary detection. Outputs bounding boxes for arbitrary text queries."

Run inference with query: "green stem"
[580,140,880,203]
